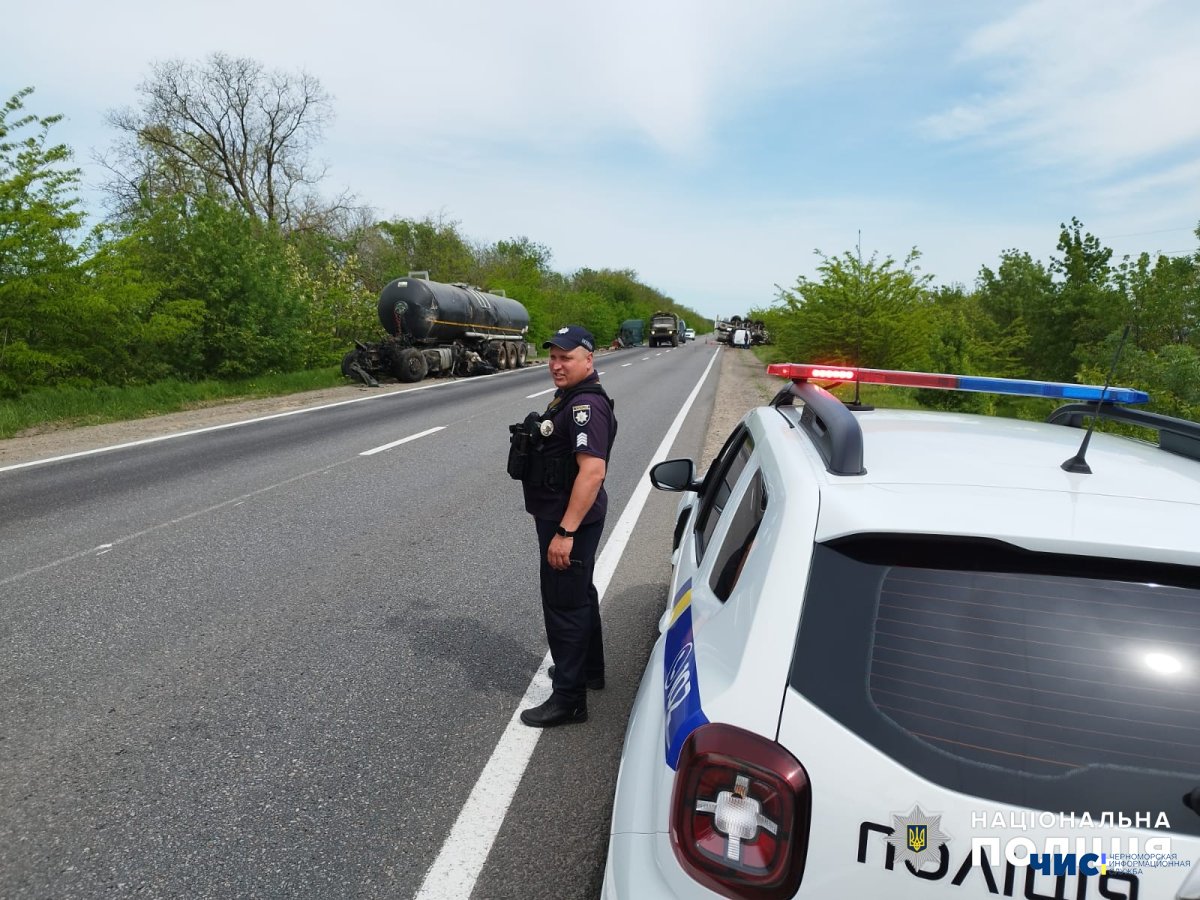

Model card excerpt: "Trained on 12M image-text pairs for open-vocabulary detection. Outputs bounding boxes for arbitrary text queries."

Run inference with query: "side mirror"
[650,458,701,492]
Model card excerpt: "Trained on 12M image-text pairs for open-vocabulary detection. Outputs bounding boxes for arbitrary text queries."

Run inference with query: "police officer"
[518,325,616,727]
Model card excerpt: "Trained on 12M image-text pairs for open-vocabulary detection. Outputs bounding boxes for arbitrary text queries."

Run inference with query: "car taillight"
[670,723,811,899]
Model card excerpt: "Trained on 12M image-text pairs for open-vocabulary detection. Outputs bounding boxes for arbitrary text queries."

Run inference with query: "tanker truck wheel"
[340,350,359,378]
[503,342,517,369]
[393,348,428,383]
[515,342,528,368]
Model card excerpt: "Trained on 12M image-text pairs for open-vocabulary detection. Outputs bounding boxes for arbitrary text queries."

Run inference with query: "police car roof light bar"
[766,363,1151,405]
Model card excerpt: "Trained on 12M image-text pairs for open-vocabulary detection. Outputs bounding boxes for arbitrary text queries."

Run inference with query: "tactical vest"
[507,381,617,491]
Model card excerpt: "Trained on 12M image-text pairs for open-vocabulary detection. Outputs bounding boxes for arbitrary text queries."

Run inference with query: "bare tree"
[103,53,337,228]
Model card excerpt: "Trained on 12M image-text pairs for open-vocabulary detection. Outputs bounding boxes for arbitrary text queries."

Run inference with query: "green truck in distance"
[649,311,681,347]
[617,319,645,347]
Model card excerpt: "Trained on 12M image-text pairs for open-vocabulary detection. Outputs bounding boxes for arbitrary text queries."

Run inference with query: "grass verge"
[0,368,346,440]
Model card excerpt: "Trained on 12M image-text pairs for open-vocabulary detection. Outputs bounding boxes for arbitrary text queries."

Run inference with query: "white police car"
[604,363,1200,899]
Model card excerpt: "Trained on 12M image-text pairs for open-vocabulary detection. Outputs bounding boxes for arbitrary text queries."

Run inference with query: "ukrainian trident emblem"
[907,824,927,853]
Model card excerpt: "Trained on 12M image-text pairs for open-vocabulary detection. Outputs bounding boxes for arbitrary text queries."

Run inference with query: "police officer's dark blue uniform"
[518,325,616,727]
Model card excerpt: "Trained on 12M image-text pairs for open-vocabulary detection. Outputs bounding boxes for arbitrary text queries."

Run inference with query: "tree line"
[759,222,1200,420]
[0,60,706,400]
[5,53,1197,420]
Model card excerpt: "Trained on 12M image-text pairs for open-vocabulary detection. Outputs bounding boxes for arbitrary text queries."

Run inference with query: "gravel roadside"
[0,345,780,470]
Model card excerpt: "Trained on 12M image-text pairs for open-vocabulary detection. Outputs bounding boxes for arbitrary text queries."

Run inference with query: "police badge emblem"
[572,404,591,426]
[884,805,950,873]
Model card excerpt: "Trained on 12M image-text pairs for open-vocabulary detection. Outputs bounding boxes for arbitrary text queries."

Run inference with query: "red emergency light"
[766,363,1149,404]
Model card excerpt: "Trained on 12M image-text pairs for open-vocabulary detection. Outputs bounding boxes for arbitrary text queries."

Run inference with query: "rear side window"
[709,470,766,601]
[693,429,753,559]
[792,537,1200,836]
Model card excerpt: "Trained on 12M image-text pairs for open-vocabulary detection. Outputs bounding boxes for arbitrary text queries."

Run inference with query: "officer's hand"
[548,535,574,570]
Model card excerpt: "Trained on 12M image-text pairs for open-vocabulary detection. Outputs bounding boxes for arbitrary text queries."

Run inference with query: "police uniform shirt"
[522,373,614,524]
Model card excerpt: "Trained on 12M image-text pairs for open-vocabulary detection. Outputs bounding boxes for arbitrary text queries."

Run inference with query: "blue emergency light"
[767,363,1150,405]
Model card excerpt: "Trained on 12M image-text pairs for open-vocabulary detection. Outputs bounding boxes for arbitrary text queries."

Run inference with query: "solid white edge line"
[413,346,722,900]
[0,366,536,474]
[358,426,445,456]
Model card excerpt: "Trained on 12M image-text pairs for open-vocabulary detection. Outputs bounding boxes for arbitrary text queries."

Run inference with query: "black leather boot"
[520,696,588,727]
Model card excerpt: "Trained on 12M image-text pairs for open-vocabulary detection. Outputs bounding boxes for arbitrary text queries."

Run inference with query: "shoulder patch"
[572,404,591,426]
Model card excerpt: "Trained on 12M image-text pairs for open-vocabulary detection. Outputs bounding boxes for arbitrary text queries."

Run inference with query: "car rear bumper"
[602,833,683,899]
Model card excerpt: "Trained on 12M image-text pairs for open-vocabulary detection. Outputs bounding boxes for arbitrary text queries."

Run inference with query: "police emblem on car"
[573,404,591,426]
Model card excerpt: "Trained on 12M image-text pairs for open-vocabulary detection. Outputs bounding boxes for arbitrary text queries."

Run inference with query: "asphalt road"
[0,343,721,899]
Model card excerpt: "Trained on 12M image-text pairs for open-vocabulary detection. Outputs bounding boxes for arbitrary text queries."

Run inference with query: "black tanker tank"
[378,277,529,344]
[341,275,532,386]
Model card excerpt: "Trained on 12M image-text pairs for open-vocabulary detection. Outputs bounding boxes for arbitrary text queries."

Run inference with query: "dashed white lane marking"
[641,357,650,361]
[359,426,445,456]
[0,461,347,588]
[413,347,721,900]
[621,363,632,367]
[526,387,556,399]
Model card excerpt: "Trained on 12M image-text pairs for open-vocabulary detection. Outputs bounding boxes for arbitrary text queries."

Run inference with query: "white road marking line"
[621,363,632,367]
[414,347,721,900]
[0,366,534,474]
[525,387,556,399]
[641,357,650,361]
[359,426,445,456]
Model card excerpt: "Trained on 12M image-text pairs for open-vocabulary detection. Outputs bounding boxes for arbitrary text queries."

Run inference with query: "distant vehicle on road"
[341,274,530,385]
[618,319,646,347]
[650,311,682,347]
[683,328,696,342]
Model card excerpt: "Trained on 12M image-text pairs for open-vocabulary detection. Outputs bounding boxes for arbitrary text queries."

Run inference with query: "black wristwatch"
[555,525,577,538]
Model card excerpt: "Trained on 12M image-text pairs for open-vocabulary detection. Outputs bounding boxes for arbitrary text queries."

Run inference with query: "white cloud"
[11,0,1192,321]
[7,0,889,166]
[924,0,1200,174]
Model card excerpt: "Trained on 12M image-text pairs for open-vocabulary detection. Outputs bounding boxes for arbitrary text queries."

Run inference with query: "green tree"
[1036,218,1122,380]
[1114,251,1198,351]
[975,249,1048,376]
[117,193,307,378]
[284,243,377,365]
[363,215,477,290]
[0,87,88,395]
[773,247,933,370]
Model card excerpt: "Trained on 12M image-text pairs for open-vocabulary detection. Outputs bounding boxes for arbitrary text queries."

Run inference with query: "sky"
[7,0,1200,320]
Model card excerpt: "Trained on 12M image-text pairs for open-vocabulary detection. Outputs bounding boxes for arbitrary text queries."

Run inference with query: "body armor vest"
[507,381,616,490]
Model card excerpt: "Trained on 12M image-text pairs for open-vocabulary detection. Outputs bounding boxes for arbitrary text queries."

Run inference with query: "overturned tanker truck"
[341,274,531,385]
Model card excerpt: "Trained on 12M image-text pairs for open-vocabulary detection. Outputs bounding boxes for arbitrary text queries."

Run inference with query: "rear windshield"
[791,536,1200,837]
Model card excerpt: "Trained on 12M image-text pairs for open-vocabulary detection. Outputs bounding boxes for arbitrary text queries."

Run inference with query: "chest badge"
[572,404,591,426]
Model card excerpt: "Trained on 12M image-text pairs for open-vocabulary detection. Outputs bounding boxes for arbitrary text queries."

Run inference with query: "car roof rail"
[1047,402,1200,462]
[771,381,866,475]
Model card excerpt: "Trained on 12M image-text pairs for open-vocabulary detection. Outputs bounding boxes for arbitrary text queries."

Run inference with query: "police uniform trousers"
[535,516,605,704]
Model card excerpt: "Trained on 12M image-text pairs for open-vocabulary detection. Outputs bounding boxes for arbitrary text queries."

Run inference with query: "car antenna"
[841,232,875,412]
[1060,325,1131,474]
